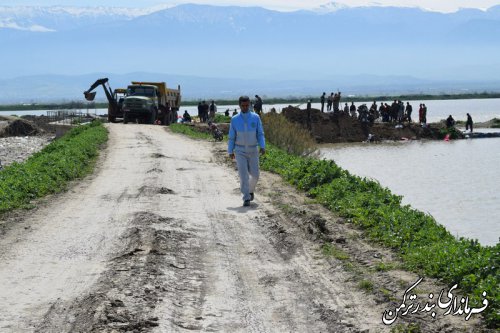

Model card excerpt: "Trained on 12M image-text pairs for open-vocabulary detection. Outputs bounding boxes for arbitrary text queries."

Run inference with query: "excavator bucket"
[84,91,96,101]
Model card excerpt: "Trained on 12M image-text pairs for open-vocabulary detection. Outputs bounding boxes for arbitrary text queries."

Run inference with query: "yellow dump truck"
[123,81,181,125]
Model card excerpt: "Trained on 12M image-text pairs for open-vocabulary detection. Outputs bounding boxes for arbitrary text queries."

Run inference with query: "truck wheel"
[159,106,168,125]
[108,106,116,123]
[150,109,157,125]
[163,112,170,126]
[123,114,128,124]
[169,111,176,125]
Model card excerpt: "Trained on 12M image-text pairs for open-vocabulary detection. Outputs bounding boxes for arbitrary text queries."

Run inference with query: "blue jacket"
[228,111,265,154]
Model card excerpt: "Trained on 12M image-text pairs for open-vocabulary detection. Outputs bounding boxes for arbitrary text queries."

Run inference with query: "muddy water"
[320,138,500,246]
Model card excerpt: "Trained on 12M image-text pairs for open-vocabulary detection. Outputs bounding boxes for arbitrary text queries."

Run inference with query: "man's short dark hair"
[239,96,250,104]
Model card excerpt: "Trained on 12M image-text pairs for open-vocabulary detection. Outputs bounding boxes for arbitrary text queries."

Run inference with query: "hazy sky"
[0,0,499,12]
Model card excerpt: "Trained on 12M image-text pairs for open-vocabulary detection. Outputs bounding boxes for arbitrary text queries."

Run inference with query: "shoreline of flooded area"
[2,97,500,122]
[320,138,500,246]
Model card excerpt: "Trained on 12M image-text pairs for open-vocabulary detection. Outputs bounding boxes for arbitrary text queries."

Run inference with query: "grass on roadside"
[374,262,398,272]
[261,113,316,156]
[358,280,374,293]
[170,123,213,140]
[214,114,231,123]
[390,323,422,333]
[321,243,350,261]
[0,120,108,214]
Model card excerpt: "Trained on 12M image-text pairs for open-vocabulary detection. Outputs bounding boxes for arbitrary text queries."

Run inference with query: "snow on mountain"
[0,3,499,88]
[0,5,151,18]
[0,20,53,32]
[315,2,350,13]
[0,5,173,32]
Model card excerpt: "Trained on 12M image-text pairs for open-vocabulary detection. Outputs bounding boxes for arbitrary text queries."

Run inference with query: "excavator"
[83,78,123,123]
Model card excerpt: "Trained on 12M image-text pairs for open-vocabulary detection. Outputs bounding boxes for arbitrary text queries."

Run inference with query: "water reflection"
[320,138,500,246]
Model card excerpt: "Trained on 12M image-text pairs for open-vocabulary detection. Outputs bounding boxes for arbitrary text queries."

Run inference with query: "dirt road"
[0,124,484,332]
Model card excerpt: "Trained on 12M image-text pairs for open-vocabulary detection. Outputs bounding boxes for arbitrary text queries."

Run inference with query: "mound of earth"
[282,106,444,143]
[0,115,18,121]
[475,118,500,128]
[0,118,43,137]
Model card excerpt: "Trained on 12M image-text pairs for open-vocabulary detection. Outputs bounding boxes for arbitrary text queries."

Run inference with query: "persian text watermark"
[382,277,489,325]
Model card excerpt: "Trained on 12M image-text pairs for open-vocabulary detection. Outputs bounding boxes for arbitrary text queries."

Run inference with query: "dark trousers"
[466,122,473,132]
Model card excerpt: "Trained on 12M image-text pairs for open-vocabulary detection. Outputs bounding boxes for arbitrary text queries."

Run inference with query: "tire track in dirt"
[35,212,203,332]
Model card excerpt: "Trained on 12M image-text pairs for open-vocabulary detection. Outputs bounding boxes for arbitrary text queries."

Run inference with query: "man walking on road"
[228,96,266,207]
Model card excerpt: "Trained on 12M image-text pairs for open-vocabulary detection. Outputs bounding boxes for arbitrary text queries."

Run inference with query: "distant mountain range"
[1,3,500,102]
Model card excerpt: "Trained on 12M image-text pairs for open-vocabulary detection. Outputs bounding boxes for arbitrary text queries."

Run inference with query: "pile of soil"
[282,106,444,143]
[19,115,57,134]
[0,118,43,138]
[475,118,500,128]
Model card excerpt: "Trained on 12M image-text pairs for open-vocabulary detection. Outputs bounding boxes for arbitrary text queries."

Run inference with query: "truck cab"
[122,84,160,124]
[127,81,181,125]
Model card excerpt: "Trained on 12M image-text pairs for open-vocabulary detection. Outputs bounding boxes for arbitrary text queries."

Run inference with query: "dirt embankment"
[0,124,491,332]
[281,106,444,143]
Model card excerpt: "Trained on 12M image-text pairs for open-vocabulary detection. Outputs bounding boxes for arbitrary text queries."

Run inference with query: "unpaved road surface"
[0,124,486,332]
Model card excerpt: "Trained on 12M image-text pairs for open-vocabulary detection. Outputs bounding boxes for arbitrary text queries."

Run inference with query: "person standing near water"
[466,113,474,132]
[228,96,266,207]
[406,102,413,123]
[254,95,263,115]
[422,104,428,125]
[320,92,326,113]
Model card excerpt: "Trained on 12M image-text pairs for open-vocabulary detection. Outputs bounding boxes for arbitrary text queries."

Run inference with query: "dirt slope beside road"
[0,124,485,332]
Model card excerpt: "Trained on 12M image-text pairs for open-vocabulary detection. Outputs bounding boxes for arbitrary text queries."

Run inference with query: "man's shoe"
[243,200,251,207]
[250,193,254,201]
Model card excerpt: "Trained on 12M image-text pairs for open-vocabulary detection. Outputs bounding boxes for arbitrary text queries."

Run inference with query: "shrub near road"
[0,120,108,214]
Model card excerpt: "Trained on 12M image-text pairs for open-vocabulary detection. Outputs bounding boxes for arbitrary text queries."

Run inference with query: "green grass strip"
[260,146,498,328]
[170,123,213,140]
[0,120,108,214]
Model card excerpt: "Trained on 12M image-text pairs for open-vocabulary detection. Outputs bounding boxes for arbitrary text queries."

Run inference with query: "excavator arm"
[84,78,120,122]
[84,78,113,102]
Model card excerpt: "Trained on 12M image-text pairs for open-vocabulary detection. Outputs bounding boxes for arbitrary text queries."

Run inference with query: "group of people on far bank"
[185,95,264,124]
[196,100,218,123]
[320,92,342,112]
[318,91,475,131]
[319,93,429,126]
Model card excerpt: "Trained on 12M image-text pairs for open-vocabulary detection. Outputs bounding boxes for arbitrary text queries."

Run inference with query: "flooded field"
[320,138,500,246]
